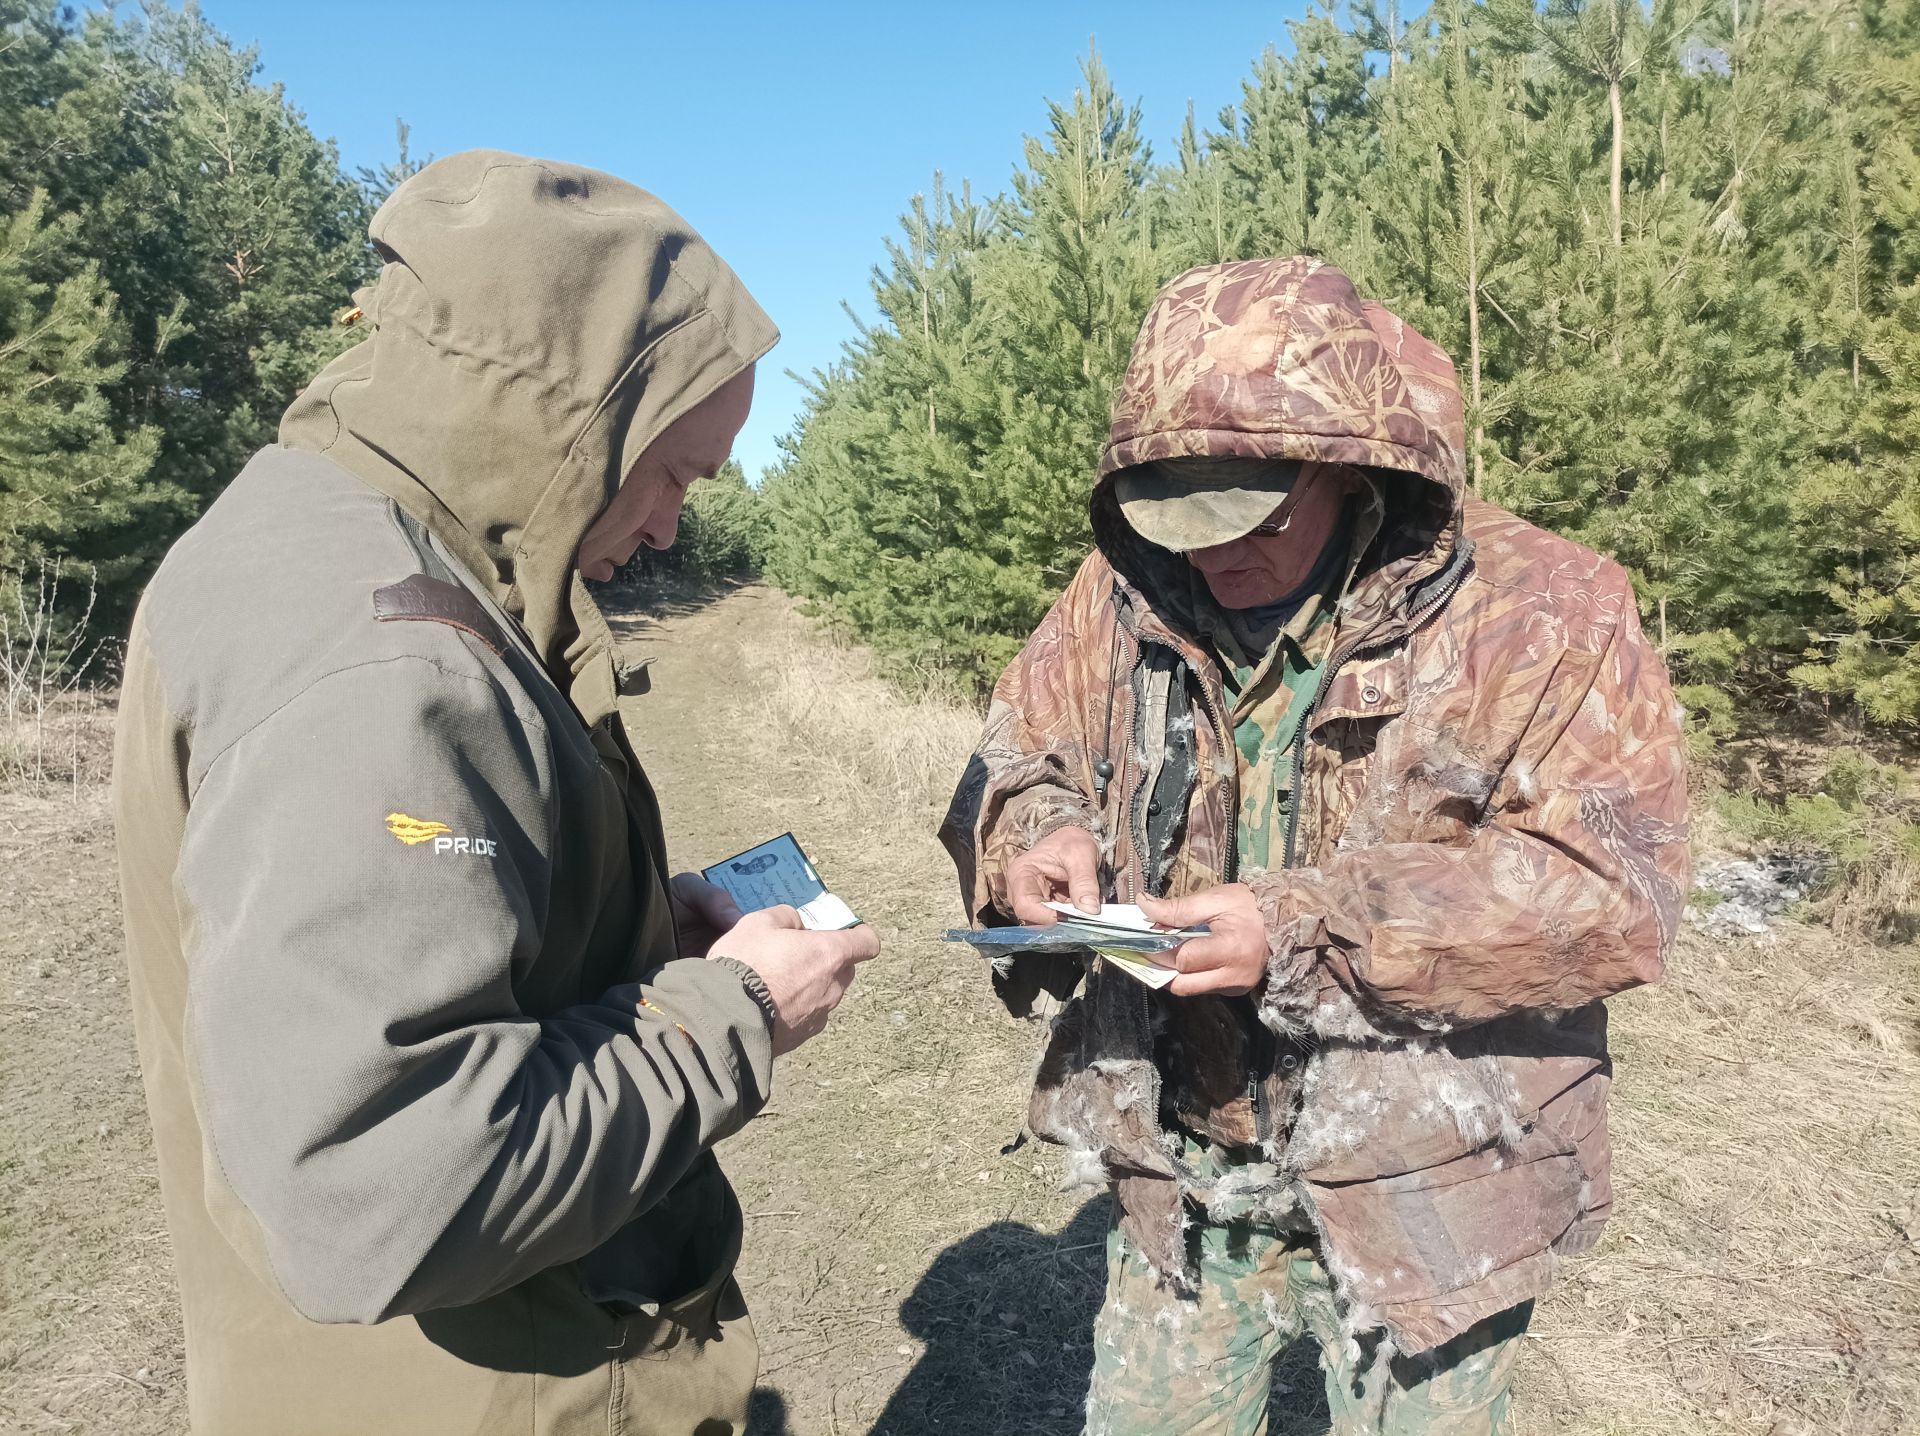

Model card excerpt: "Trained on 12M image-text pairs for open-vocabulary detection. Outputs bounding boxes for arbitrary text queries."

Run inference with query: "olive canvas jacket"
[115,152,779,1435]
[939,259,1690,1355]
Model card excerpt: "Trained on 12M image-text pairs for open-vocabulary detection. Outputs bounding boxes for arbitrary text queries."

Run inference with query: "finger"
[735,903,804,932]
[1007,863,1063,924]
[836,925,883,964]
[1168,967,1259,998]
[1168,934,1235,974]
[1063,844,1102,916]
[671,873,744,930]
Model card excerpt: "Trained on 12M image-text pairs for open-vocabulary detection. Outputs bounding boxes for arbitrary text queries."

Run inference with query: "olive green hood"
[280,149,777,722]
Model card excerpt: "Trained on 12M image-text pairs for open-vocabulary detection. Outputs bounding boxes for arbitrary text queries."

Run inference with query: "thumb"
[1070,878,1102,916]
[1137,892,1212,931]
[675,875,743,929]
[735,903,804,933]
[1061,834,1103,915]
[836,924,883,963]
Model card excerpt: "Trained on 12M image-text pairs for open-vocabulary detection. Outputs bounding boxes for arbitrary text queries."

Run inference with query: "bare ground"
[2,581,1917,1435]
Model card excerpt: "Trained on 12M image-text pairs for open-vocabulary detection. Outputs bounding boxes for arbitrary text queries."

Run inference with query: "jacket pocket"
[591,1168,758,1435]
[1287,1038,1543,1182]
[602,1272,757,1436]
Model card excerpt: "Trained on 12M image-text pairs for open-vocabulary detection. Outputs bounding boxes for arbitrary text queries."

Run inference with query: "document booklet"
[941,902,1206,990]
[702,832,861,931]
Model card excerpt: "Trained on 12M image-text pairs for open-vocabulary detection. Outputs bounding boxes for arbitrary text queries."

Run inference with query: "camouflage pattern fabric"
[1087,1215,1531,1436]
[1190,487,1379,874]
[938,259,1690,1355]
[1099,260,1457,490]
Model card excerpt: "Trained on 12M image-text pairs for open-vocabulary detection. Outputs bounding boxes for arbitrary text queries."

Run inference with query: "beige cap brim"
[1114,461,1299,552]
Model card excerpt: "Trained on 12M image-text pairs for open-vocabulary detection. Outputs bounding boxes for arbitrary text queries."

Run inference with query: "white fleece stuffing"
[1060,1144,1111,1195]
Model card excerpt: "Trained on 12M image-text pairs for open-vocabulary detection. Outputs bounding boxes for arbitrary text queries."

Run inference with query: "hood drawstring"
[1094,585,1125,806]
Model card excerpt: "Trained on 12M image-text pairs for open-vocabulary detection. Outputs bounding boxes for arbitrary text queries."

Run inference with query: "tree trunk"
[1448,0,1488,492]
[1467,229,1486,494]
[1609,76,1624,248]
[921,280,937,437]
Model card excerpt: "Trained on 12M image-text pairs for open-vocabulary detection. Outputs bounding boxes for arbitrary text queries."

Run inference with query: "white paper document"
[941,902,1205,989]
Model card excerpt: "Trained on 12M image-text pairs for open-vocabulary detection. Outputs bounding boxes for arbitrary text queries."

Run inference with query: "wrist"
[1250,878,1317,1007]
[710,954,779,1034]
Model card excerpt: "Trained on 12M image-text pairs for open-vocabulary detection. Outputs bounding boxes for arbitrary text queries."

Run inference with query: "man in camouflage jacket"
[939,258,1689,1434]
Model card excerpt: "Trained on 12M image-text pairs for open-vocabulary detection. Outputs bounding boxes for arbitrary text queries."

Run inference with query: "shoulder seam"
[186,653,548,803]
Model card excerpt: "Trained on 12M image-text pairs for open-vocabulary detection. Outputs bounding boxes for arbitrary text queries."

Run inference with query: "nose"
[641,490,688,551]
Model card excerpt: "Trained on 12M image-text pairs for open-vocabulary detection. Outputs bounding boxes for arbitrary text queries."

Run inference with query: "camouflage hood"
[1090,259,1465,638]
[280,150,778,725]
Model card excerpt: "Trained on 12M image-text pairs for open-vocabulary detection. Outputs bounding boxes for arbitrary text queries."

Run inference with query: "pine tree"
[3,1,374,622]
[763,0,1920,726]
[0,193,162,587]
[359,118,431,207]
[1787,0,1920,719]
[769,52,1155,690]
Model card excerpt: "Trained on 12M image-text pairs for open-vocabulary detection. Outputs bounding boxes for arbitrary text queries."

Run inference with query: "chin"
[1204,574,1267,610]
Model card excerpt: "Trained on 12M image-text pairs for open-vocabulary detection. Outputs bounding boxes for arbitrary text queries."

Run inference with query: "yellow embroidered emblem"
[385,812,451,846]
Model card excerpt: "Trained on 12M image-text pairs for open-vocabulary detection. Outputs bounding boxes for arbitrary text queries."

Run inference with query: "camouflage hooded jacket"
[938,259,1690,1356]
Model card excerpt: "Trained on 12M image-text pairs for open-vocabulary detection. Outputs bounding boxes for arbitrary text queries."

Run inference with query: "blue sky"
[200,1,1310,479]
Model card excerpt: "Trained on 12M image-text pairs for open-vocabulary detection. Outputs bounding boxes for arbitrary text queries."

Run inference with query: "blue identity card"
[703,832,861,931]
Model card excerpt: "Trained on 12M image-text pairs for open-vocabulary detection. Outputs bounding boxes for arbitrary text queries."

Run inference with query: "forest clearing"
[5,5,1920,1427]
[3,582,1915,1436]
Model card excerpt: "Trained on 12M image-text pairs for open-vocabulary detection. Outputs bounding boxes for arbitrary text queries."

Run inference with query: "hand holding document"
[699,833,874,1056]
[942,902,1208,990]
[702,833,861,930]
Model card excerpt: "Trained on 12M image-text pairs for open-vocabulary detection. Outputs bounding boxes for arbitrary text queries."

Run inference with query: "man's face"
[577,366,756,582]
[1185,465,1354,609]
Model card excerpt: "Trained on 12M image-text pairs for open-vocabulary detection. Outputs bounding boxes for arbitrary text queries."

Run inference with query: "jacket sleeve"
[1252,584,1690,1035]
[937,563,1115,1012]
[175,656,775,1324]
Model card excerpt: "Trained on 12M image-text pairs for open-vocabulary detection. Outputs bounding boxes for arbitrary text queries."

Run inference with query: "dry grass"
[1528,925,1920,1435]
[750,632,983,848]
[0,689,117,797]
[733,591,1920,1436]
[1,568,117,793]
[665,591,1118,1435]
[4,583,1915,1436]
[0,775,183,1436]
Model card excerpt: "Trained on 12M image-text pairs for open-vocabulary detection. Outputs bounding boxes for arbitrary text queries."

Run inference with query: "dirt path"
[3,581,1916,1436]
[1,745,181,1431]
[0,585,1114,1436]
[609,583,1108,1436]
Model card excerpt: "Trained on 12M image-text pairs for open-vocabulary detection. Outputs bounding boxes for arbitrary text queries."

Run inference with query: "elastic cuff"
[709,955,779,1034]
[1251,885,1321,1038]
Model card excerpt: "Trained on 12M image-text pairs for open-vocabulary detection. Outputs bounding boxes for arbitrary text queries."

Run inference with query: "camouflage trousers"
[1085,1211,1532,1436]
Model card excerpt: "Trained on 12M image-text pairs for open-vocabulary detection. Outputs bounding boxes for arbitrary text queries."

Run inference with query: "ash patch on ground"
[1690,854,1827,936]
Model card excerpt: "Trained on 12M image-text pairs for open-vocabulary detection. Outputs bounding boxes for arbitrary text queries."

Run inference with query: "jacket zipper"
[1186,652,1263,1134]
[1107,597,1166,1134]
[1191,679,1239,887]
[1113,599,1145,902]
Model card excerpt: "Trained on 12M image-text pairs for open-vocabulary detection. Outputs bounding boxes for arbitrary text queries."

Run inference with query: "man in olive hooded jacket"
[113,151,877,1435]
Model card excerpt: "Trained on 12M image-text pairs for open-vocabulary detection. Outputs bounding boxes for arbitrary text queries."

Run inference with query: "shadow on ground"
[596,564,747,631]
[866,1199,1111,1436]
[746,1387,790,1434]
[861,1197,1334,1436]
